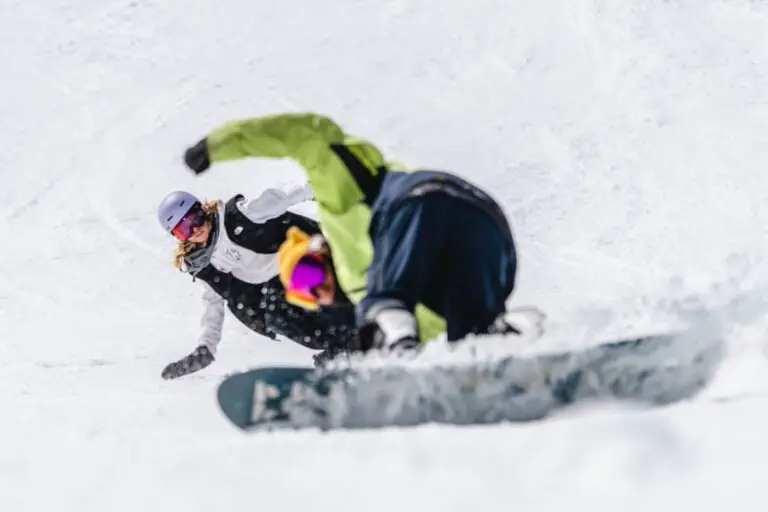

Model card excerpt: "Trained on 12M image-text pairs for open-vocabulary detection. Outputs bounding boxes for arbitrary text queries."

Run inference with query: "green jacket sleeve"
[205,113,382,213]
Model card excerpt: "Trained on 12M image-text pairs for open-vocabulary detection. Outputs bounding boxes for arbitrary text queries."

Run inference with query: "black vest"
[185,195,322,337]
[221,194,322,253]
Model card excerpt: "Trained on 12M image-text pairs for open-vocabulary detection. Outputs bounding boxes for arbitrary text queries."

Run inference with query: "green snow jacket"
[198,112,447,342]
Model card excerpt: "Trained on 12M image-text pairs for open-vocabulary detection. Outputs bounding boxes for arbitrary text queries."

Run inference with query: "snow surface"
[4,0,768,509]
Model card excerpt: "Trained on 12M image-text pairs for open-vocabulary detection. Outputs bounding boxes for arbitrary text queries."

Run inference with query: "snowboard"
[216,328,724,432]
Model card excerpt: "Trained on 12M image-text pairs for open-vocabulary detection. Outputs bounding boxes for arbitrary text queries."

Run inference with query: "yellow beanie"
[278,226,312,289]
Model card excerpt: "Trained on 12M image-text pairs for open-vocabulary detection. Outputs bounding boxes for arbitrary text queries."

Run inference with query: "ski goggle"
[171,207,206,241]
[285,254,327,310]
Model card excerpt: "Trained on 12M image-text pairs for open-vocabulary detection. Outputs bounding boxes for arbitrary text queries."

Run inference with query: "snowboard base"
[217,329,724,432]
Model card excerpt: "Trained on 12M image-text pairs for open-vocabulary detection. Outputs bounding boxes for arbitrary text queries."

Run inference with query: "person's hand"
[184,139,210,175]
[161,345,214,379]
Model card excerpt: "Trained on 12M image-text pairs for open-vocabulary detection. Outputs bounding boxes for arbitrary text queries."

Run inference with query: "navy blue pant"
[364,193,517,341]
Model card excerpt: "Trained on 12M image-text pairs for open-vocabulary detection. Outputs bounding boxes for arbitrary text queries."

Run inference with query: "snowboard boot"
[489,306,546,340]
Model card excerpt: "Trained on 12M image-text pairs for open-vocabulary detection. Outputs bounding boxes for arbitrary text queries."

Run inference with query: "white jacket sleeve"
[239,182,314,224]
[197,282,226,354]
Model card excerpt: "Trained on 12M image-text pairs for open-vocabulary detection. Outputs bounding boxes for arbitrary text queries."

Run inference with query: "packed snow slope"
[3,0,768,510]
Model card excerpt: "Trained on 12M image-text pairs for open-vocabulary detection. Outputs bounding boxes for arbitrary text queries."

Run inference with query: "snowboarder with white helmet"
[156,185,358,378]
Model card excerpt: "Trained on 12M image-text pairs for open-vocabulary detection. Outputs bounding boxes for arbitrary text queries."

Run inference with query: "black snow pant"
[259,276,358,358]
[365,192,517,342]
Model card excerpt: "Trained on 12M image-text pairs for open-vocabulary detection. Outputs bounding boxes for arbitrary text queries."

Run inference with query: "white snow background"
[3,0,768,510]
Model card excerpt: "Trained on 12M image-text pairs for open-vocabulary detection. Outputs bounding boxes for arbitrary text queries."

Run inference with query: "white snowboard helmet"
[157,190,201,234]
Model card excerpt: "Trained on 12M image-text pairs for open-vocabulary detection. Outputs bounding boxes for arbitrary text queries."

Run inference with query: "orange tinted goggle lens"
[171,208,205,241]
[171,224,188,241]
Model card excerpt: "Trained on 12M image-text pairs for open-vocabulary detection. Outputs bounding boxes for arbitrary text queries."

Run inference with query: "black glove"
[161,345,215,380]
[184,138,211,175]
[358,304,420,353]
